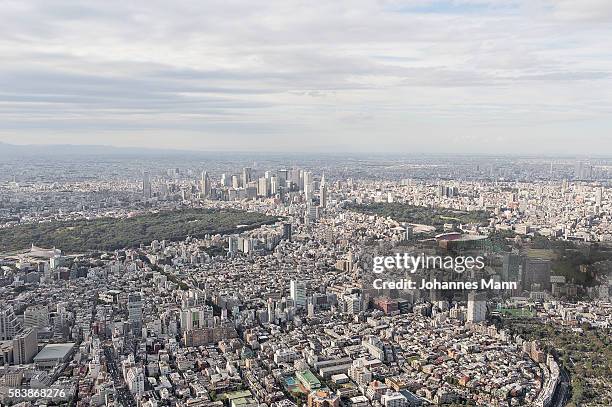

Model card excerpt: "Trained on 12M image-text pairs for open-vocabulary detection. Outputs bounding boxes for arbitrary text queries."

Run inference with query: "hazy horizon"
[2,140,612,159]
[1,1,612,154]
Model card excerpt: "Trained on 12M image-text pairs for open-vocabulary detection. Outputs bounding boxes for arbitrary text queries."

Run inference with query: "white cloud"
[548,0,612,22]
[0,0,611,153]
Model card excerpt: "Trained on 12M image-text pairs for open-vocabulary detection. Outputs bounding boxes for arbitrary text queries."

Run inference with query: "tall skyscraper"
[438,184,445,198]
[246,185,257,199]
[319,182,327,208]
[128,293,143,334]
[220,173,228,187]
[288,169,301,190]
[142,171,152,199]
[228,235,239,254]
[201,171,211,197]
[283,223,292,241]
[258,177,269,197]
[596,187,603,206]
[303,171,314,202]
[231,174,240,189]
[306,204,319,223]
[12,328,38,365]
[307,300,315,318]
[242,167,252,187]
[467,292,486,323]
[277,169,288,186]
[160,182,169,199]
[270,176,278,195]
[0,305,21,340]
[267,298,276,323]
[343,292,362,314]
[290,280,307,309]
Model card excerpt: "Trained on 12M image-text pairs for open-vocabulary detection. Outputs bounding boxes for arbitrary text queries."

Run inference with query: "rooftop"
[33,343,75,361]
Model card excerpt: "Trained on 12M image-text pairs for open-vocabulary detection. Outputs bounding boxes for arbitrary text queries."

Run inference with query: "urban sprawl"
[0,154,611,407]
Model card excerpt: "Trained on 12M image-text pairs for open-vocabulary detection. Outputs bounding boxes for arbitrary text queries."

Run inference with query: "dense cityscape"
[3,0,612,405]
[0,151,610,407]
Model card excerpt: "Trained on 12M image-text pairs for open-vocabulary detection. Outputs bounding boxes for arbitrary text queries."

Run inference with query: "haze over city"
[1,0,612,154]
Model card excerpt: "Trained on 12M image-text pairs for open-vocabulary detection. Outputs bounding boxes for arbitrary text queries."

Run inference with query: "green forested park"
[347,202,490,229]
[0,208,278,253]
[503,319,612,407]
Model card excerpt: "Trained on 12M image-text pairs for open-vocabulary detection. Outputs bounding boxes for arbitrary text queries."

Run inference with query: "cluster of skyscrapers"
[144,167,329,210]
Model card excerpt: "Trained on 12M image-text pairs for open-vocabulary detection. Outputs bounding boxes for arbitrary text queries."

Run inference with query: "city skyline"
[2,1,612,154]
[2,2,612,406]
[2,154,610,405]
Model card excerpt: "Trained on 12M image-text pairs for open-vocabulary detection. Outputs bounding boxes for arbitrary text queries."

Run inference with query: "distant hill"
[0,141,191,157]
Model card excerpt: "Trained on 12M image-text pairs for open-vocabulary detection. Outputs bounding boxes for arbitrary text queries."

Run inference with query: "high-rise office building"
[307,205,319,222]
[303,171,313,201]
[0,305,21,340]
[160,182,169,199]
[201,171,211,197]
[283,223,292,241]
[438,184,457,198]
[343,293,362,314]
[142,171,152,199]
[290,280,307,309]
[128,293,143,334]
[180,306,214,331]
[267,298,276,323]
[231,174,240,189]
[467,292,486,323]
[12,328,38,365]
[23,305,49,330]
[228,235,239,254]
[242,167,252,187]
[596,187,603,206]
[258,177,269,197]
[277,169,288,186]
[288,169,301,190]
[246,185,257,199]
[307,301,315,318]
[319,174,328,208]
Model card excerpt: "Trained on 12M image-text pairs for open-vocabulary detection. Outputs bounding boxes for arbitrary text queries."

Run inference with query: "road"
[104,345,137,407]
[550,367,571,407]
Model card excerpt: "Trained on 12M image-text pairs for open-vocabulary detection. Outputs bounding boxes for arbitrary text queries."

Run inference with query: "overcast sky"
[1,0,612,154]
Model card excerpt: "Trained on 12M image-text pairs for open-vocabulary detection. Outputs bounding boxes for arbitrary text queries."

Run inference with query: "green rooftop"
[296,370,321,390]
